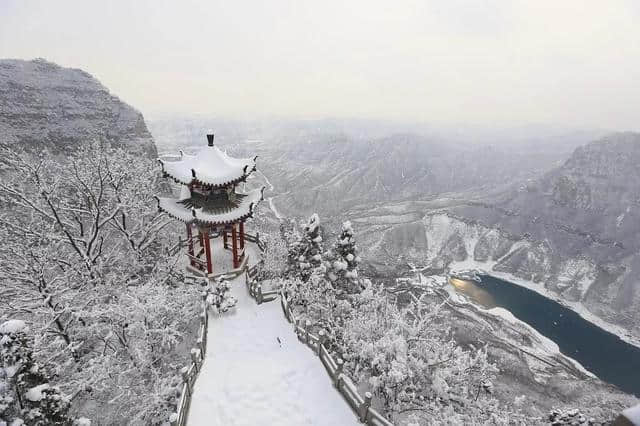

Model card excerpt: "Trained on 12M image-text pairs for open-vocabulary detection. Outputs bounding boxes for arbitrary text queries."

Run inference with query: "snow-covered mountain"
[0,58,156,156]
[351,133,640,341]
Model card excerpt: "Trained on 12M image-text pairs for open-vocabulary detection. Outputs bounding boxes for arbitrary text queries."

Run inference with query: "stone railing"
[279,292,394,426]
[244,232,266,252]
[170,295,209,426]
[245,260,279,304]
[243,233,279,305]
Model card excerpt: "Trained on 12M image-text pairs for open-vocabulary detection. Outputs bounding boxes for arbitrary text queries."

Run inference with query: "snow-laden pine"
[0,320,74,425]
[325,220,362,295]
[277,215,531,424]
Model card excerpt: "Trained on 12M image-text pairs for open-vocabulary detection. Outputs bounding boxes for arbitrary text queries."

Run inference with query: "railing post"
[334,358,343,388]
[296,319,303,339]
[280,293,289,322]
[317,330,325,356]
[359,391,372,422]
[257,284,263,304]
[197,337,205,360]
[190,349,199,371]
[181,367,191,396]
[305,320,312,345]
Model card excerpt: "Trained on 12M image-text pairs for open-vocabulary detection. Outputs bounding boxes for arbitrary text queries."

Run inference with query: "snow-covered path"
[257,169,284,221]
[189,276,359,426]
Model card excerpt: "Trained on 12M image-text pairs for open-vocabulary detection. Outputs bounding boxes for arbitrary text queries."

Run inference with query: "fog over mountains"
[1,58,638,422]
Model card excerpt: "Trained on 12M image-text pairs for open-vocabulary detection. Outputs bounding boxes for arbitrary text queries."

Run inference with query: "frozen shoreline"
[432,274,597,378]
[448,259,640,350]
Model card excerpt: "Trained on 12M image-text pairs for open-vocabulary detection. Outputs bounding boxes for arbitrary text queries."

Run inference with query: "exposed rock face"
[0,58,156,157]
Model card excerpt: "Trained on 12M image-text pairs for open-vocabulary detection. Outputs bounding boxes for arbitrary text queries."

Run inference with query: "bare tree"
[0,142,199,424]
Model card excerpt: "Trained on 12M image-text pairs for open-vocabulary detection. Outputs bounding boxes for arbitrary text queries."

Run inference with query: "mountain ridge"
[0,58,156,156]
[349,132,640,340]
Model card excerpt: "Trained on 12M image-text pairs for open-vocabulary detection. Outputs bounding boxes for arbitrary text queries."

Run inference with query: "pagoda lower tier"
[155,186,265,276]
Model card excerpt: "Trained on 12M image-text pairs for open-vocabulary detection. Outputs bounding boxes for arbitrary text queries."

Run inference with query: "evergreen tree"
[325,221,362,294]
[0,320,74,425]
[287,214,325,282]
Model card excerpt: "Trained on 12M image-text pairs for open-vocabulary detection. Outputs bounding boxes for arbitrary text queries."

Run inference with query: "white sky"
[1,0,639,130]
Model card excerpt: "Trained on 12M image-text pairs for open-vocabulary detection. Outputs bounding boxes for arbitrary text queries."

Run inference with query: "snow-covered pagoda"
[156,133,264,276]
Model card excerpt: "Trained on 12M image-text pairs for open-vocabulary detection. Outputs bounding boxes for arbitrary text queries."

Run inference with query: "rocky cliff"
[0,58,156,156]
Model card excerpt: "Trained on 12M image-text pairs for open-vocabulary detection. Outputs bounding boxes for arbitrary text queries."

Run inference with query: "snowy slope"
[189,277,358,426]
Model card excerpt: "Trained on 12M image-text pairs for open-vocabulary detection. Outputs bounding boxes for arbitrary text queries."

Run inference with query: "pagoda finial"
[206,133,214,146]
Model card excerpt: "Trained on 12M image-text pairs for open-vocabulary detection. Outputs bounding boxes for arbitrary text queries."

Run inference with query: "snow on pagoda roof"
[158,143,257,187]
[156,187,265,226]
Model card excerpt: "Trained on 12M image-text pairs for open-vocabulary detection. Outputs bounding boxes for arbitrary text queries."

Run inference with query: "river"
[450,275,640,397]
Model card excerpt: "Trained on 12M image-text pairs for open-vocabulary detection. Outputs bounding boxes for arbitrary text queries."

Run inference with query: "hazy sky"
[1,0,639,130]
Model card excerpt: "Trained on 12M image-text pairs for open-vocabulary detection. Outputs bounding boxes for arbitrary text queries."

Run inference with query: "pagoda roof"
[158,144,257,187]
[156,186,265,226]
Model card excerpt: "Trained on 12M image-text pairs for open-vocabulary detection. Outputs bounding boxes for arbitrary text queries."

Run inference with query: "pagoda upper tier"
[158,134,257,187]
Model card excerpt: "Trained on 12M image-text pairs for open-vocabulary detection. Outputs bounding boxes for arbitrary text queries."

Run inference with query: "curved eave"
[158,156,257,188]
[154,187,265,226]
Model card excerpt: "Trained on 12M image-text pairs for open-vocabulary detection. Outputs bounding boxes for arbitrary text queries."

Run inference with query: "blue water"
[464,275,640,397]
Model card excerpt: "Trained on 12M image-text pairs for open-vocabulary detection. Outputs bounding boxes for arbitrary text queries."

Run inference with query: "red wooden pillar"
[196,229,205,271]
[186,224,195,267]
[203,229,213,275]
[198,230,204,251]
[223,229,228,249]
[231,223,239,269]
[239,222,245,250]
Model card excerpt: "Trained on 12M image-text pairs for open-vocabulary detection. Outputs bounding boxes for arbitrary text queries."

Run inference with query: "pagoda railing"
[244,232,266,252]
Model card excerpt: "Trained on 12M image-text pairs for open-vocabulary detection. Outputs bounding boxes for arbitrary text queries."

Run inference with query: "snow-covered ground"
[189,275,359,426]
